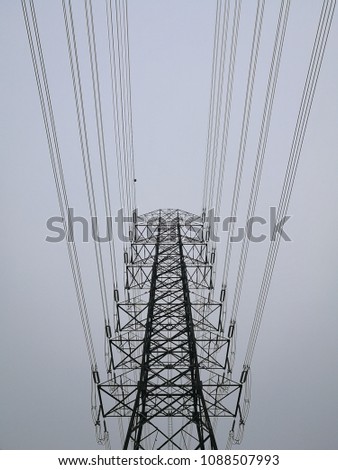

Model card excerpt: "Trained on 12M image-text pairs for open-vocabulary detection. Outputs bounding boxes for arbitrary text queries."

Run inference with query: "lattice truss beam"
[97,209,242,449]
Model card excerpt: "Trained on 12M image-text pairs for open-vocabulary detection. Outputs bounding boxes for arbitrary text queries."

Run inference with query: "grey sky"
[1,0,338,450]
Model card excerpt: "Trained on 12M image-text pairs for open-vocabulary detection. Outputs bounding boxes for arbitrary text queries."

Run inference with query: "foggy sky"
[1,0,338,450]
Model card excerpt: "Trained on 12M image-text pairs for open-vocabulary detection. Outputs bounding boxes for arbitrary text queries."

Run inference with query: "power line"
[121,0,137,212]
[219,0,265,324]
[62,0,112,334]
[214,0,242,219]
[229,0,290,372]
[106,0,136,221]
[22,0,97,371]
[209,0,242,307]
[206,1,230,215]
[227,0,336,447]
[244,0,336,369]
[22,0,112,448]
[84,0,120,330]
[202,0,222,215]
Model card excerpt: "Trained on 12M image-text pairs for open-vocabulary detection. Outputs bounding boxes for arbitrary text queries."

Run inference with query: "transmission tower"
[98,209,242,449]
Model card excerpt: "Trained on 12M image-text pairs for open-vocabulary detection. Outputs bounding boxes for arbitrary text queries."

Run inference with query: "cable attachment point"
[105,324,112,339]
[228,321,236,338]
[220,288,226,302]
[240,366,249,384]
[92,370,100,384]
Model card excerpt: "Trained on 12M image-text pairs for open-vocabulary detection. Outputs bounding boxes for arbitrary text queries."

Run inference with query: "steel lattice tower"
[98,209,242,449]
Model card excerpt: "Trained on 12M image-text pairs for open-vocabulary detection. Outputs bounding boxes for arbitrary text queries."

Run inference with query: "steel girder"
[98,209,242,449]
